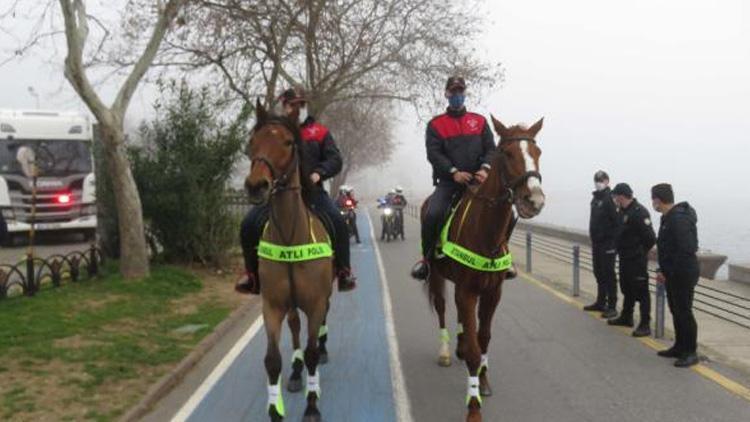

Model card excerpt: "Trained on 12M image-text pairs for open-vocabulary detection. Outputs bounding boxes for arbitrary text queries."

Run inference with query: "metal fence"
[511,231,750,336]
[0,245,104,299]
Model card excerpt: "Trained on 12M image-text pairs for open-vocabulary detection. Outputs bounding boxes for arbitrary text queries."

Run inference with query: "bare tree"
[167,0,501,115]
[2,0,189,278]
[322,98,395,193]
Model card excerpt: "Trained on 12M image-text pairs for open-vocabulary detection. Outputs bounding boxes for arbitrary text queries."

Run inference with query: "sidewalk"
[509,233,750,376]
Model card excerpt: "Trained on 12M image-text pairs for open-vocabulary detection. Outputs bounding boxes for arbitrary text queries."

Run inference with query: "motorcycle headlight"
[384,208,393,216]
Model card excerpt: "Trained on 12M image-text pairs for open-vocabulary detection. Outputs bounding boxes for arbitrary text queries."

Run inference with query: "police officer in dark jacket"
[585,171,620,318]
[411,76,495,280]
[652,183,700,368]
[236,88,357,294]
[609,183,656,337]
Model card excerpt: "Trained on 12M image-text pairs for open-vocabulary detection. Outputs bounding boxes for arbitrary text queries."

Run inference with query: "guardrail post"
[525,231,532,273]
[572,245,580,297]
[655,282,666,338]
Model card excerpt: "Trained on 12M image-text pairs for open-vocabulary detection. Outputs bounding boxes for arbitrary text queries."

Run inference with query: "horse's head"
[490,116,546,219]
[245,100,300,205]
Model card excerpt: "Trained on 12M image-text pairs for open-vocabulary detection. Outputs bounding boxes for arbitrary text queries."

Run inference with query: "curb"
[119,298,258,422]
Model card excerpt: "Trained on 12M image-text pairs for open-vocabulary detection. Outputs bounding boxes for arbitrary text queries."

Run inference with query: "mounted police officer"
[585,170,620,318]
[411,76,496,280]
[609,183,656,337]
[236,88,357,294]
[652,183,700,368]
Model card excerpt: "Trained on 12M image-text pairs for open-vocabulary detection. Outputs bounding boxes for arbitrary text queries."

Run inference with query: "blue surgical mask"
[449,94,465,109]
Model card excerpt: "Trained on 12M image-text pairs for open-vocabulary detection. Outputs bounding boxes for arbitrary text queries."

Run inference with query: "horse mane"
[253,113,315,204]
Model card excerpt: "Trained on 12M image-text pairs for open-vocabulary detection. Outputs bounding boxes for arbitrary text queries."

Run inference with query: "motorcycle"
[340,199,360,244]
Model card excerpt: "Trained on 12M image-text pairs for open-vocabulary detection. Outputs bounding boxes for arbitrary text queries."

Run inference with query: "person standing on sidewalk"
[609,183,656,337]
[652,183,701,368]
[585,170,620,318]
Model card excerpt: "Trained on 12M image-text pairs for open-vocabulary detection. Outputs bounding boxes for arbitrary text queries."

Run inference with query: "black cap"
[445,76,466,92]
[594,170,609,182]
[651,183,674,204]
[612,183,633,198]
[279,88,306,105]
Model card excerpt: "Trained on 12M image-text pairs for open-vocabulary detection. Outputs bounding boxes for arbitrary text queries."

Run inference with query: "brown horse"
[245,101,333,422]
[424,116,545,422]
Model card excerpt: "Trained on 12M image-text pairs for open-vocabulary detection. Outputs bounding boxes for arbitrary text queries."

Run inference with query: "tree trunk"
[100,124,150,278]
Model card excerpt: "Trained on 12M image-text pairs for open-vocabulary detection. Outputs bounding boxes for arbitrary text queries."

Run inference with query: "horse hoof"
[480,383,493,397]
[287,377,302,393]
[303,410,321,422]
[319,352,329,365]
[268,407,284,422]
[438,355,452,367]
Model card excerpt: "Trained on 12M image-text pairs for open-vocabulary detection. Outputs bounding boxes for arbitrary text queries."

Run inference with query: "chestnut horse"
[424,116,545,422]
[245,101,333,422]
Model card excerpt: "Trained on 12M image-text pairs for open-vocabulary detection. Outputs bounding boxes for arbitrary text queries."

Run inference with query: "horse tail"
[425,269,445,313]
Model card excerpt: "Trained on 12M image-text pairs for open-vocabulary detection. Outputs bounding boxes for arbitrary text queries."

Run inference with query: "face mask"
[298,107,309,123]
[595,182,607,191]
[448,94,465,109]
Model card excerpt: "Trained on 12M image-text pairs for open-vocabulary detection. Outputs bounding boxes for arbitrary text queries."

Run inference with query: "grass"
[0,262,242,421]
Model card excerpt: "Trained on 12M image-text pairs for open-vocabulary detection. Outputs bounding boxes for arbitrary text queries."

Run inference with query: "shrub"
[129,80,249,265]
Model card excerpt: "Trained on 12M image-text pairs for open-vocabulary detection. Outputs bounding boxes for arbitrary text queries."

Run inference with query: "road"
[0,232,89,264]
[166,209,750,422]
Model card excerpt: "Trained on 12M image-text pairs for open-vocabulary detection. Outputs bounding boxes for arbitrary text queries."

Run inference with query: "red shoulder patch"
[430,113,486,139]
[301,123,329,143]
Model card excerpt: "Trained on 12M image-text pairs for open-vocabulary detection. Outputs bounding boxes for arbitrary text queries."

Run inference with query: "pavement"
[0,232,89,264]
[508,230,750,375]
[140,208,750,422]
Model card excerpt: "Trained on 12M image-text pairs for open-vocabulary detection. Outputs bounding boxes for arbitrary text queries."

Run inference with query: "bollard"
[572,245,580,297]
[655,281,666,338]
[525,231,532,273]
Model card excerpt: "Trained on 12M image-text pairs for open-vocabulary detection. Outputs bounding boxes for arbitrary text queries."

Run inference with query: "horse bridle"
[249,119,301,196]
[472,137,543,206]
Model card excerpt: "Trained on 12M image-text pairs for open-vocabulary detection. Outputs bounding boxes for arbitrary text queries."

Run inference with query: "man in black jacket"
[411,76,496,280]
[236,88,357,294]
[609,183,656,337]
[652,183,700,368]
[585,171,620,318]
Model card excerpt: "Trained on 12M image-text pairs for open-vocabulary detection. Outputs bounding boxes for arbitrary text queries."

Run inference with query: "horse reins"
[471,137,542,206]
[250,119,307,310]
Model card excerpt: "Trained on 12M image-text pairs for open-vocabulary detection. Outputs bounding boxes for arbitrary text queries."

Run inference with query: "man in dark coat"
[235,88,357,294]
[609,183,656,337]
[410,76,496,280]
[585,170,620,318]
[652,183,700,368]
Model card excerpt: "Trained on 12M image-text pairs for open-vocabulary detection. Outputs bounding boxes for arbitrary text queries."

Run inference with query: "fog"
[1,0,748,262]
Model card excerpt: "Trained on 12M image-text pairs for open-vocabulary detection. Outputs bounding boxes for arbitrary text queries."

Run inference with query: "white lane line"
[366,210,415,422]
[171,316,264,422]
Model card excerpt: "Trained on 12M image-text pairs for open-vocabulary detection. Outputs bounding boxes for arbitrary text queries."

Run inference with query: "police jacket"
[300,117,343,185]
[426,108,495,186]
[616,199,656,259]
[657,202,699,276]
[589,187,620,249]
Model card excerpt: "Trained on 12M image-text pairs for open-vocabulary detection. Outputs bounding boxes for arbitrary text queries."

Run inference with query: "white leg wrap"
[467,375,481,404]
[268,381,282,410]
[306,371,321,397]
[292,348,304,363]
[481,354,489,371]
[440,328,450,343]
[457,323,464,336]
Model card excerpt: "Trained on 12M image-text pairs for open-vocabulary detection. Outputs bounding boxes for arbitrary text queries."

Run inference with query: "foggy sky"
[1,0,749,259]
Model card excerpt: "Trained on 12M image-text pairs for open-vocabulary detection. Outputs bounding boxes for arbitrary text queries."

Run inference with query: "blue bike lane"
[173,212,404,422]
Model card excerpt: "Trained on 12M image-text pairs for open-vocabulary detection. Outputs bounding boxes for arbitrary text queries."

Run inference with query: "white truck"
[0,110,97,244]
